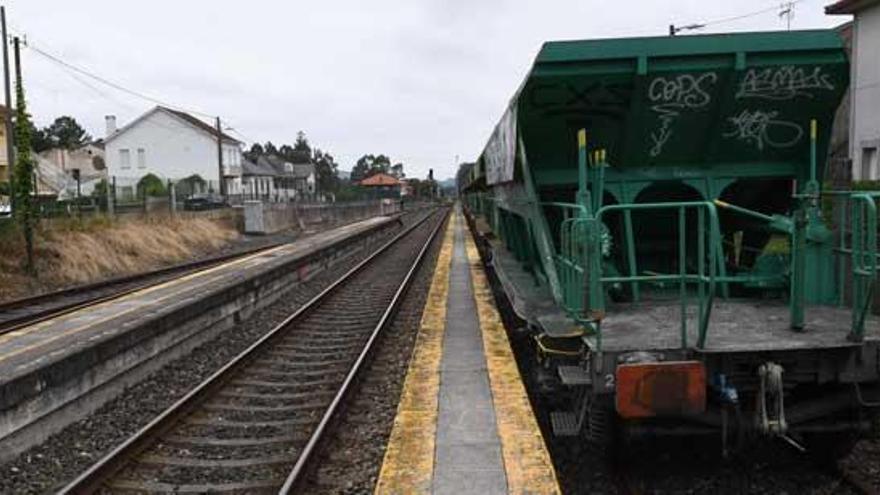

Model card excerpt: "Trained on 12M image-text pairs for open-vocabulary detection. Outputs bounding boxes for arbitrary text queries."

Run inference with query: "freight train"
[459,29,879,457]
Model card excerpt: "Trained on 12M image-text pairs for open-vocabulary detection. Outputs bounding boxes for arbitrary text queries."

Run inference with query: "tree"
[312,149,339,193]
[263,142,278,156]
[175,174,206,198]
[294,131,309,151]
[350,155,373,182]
[390,162,405,179]
[26,120,51,153]
[244,143,264,162]
[13,72,36,274]
[137,173,167,197]
[44,116,91,149]
[351,154,393,181]
[92,178,109,198]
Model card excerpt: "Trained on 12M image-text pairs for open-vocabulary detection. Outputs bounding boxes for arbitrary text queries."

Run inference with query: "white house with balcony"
[104,106,242,199]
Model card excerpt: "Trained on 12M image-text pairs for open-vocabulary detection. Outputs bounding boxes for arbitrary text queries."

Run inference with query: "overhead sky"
[7,0,848,180]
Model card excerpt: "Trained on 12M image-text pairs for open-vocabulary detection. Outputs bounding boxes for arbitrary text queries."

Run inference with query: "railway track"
[0,241,284,335]
[57,207,448,494]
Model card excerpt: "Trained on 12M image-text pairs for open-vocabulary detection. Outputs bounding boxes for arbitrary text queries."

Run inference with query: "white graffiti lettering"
[736,66,835,101]
[647,73,718,157]
[723,109,803,150]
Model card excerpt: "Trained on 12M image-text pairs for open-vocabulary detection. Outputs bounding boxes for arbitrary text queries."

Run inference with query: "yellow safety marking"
[465,224,562,495]
[375,214,456,494]
[0,218,390,361]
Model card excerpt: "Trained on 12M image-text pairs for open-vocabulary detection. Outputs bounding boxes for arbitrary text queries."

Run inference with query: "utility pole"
[13,35,35,274]
[215,116,226,200]
[1,7,14,211]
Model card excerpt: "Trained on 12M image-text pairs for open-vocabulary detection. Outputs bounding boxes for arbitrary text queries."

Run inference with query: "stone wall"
[244,199,400,235]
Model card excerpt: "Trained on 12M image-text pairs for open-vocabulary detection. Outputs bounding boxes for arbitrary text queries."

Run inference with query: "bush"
[175,174,207,198]
[137,173,167,197]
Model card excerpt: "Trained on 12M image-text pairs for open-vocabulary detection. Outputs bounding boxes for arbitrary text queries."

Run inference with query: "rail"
[57,208,448,494]
[0,242,285,335]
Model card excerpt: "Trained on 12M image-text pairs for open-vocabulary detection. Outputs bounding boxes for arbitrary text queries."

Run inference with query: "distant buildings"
[103,106,243,199]
[827,0,880,179]
[358,172,401,199]
[244,155,316,201]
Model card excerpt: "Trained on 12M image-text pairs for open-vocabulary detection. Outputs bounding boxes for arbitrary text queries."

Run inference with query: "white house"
[104,106,242,199]
[241,157,278,200]
[254,155,317,201]
[827,0,880,179]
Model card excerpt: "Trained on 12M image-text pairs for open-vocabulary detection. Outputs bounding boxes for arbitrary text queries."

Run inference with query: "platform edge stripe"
[374,213,456,494]
[464,220,562,495]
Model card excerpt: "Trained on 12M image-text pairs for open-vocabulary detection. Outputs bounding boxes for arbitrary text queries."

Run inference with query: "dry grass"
[0,215,239,302]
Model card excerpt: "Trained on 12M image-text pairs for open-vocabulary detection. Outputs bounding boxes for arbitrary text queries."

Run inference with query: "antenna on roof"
[779,1,796,30]
[668,23,706,36]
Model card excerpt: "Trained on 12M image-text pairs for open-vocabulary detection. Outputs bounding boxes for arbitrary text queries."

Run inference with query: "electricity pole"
[215,116,226,200]
[1,6,13,211]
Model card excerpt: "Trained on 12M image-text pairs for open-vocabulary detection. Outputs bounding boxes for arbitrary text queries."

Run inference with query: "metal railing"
[555,201,721,351]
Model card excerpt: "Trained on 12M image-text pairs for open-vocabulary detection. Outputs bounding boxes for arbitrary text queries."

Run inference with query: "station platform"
[0,214,399,460]
[376,209,559,495]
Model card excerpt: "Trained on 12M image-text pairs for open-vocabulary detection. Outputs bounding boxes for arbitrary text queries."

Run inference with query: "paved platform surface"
[376,209,559,495]
[0,215,393,387]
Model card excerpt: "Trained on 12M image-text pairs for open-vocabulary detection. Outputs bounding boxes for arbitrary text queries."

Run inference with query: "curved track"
[58,207,448,494]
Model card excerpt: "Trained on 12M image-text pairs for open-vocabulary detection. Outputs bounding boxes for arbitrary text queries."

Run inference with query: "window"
[863,147,878,180]
[137,148,146,169]
[119,149,131,169]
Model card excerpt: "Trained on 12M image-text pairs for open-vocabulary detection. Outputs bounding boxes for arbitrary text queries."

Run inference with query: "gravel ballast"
[300,213,446,494]
[0,213,420,494]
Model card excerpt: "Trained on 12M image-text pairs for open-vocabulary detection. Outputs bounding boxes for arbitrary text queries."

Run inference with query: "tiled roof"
[162,107,240,143]
[242,158,276,177]
[359,172,400,186]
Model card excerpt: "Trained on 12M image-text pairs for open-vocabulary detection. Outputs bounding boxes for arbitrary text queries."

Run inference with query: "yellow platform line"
[465,223,562,494]
[374,213,456,494]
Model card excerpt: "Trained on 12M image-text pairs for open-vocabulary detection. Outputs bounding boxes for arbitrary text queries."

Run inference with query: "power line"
[20,36,257,144]
[700,0,807,28]
[26,44,215,119]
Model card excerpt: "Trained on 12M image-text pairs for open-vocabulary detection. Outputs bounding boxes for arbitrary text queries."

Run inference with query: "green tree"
[137,173,167,197]
[175,174,207,198]
[92,178,108,198]
[26,120,51,153]
[244,143,264,162]
[312,149,339,192]
[390,162,405,179]
[44,116,91,149]
[351,154,392,181]
[13,73,36,274]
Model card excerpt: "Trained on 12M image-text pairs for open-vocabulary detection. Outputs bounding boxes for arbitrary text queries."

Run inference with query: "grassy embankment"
[0,215,238,302]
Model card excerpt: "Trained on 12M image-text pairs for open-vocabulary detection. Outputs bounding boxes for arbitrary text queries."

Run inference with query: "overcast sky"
[7,0,848,180]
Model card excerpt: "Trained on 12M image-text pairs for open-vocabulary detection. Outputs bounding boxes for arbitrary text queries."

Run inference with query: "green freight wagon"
[461,29,879,456]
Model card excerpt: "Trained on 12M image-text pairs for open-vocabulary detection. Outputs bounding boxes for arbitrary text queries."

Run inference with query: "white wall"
[852,5,880,179]
[105,109,242,188]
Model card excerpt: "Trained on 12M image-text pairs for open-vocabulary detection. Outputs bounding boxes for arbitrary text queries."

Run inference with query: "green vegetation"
[28,115,91,152]
[137,173,167,197]
[13,68,36,275]
[244,131,341,195]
